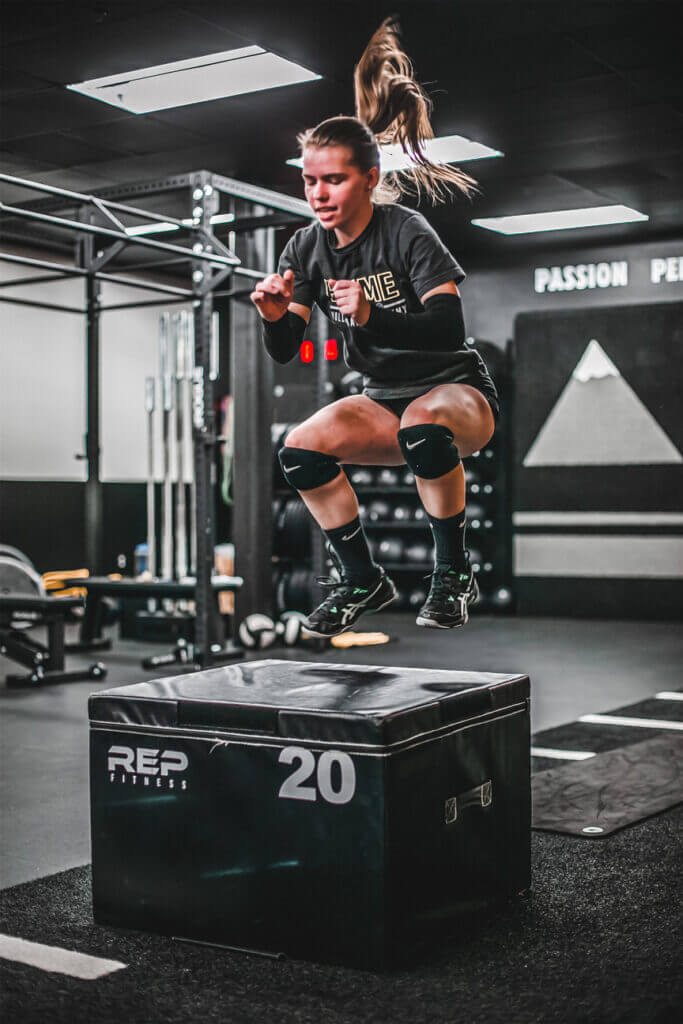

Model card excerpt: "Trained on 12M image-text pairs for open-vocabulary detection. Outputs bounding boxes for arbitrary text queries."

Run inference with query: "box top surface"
[89,660,529,745]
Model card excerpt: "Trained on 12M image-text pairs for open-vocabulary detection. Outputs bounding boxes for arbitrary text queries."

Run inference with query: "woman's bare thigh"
[284,395,404,465]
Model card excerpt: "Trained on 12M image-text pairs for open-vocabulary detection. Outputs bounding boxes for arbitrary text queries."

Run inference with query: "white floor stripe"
[579,714,683,731]
[531,747,595,761]
[656,692,683,702]
[0,934,127,980]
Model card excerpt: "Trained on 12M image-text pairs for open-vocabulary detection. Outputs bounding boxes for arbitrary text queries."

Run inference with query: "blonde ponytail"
[354,17,479,204]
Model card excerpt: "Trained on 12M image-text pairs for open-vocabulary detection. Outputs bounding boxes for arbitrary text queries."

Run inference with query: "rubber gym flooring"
[1,612,682,1022]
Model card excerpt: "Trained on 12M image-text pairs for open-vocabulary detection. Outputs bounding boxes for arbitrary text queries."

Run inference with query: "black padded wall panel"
[513,300,683,619]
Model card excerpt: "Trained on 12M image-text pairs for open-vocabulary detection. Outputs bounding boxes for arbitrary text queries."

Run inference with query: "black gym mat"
[532,695,683,760]
[532,735,683,837]
[1,808,681,1024]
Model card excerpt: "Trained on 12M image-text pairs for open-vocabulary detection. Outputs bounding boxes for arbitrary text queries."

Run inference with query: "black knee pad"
[278,446,340,491]
[397,423,461,479]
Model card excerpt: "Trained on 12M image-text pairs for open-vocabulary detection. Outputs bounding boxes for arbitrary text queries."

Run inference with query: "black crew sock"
[427,508,468,571]
[324,516,379,586]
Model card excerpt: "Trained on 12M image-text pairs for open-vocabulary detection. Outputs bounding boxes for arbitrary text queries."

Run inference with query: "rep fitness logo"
[107,745,189,790]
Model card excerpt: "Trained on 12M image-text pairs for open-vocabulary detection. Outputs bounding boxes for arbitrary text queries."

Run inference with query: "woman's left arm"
[358,280,466,352]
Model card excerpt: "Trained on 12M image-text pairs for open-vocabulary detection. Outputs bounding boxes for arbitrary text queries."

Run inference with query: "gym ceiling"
[1,0,681,264]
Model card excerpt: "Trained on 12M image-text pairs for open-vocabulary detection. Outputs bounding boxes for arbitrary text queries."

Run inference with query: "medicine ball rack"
[0,170,314,666]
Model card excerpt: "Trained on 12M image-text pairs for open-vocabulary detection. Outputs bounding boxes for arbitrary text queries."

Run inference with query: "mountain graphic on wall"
[523,339,683,466]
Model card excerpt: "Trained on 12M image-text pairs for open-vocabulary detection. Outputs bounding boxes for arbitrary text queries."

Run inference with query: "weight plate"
[0,545,35,569]
[0,556,45,598]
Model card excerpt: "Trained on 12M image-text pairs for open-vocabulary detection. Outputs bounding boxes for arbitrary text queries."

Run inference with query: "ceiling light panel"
[68,47,321,113]
[472,205,648,235]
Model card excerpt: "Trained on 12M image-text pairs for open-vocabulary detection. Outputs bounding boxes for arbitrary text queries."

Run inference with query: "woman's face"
[302,145,377,230]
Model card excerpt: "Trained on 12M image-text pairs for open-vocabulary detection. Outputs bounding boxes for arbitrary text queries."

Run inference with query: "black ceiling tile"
[467,173,603,218]
[0,88,130,143]
[562,163,683,207]
[0,66,56,97]
[531,132,683,176]
[65,116,209,157]
[624,66,683,103]
[5,7,252,85]
[567,16,678,72]
[495,74,644,127]
[1,131,128,167]
[0,1,158,47]
[653,156,683,182]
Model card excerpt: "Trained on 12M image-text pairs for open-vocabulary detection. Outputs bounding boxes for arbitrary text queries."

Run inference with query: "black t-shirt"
[278,202,497,405]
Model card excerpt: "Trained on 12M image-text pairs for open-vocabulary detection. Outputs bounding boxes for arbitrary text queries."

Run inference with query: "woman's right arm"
[250,269,311,364]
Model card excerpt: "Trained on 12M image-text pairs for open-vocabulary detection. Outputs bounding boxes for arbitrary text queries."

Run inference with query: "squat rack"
[0,169,313,665]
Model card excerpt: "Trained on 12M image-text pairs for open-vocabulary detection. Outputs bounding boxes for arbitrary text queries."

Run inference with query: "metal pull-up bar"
[0,172,214,236]
[0,200,241,268]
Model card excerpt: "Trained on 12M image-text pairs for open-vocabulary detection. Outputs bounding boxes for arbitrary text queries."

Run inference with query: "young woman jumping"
[250,17,499,637]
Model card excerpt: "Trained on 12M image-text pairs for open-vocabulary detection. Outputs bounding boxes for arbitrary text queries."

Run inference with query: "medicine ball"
[0,544,35,569]
[404,542,431,565]
[350,467,374,487]
[377,468,399,486]
[402,469,415,486]
[357,503,368,520]
[279,610,307,646]
[0,556,45,598]
[339,370,363,396]
[412,506,426,522]
[408,586,427,609]
[468,547,483,573]
[368,500,391,522]
[378,537,404,562]
[490,587,513,612]
[392,504,411,521]
[238,613,278,649]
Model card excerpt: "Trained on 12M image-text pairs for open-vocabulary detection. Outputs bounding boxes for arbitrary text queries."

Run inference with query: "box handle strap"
[445,780,492,824]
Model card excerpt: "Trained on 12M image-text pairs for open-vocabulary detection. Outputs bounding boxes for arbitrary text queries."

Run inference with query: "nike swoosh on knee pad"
[406,438,426,450]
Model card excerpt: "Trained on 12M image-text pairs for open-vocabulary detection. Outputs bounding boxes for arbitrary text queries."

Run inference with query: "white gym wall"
[0,248,193,483]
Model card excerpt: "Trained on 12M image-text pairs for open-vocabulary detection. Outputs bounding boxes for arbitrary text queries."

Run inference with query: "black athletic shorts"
[368,383,500,425]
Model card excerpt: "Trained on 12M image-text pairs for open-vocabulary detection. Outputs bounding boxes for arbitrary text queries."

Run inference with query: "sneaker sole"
[303,584,398,639]
[415,580,478,630]
[415,614,467,630]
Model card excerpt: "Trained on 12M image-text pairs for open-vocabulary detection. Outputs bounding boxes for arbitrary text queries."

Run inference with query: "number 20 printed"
[278,746,356,804]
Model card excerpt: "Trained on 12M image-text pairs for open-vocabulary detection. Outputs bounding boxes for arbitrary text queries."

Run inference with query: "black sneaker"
[415,564,479,629]
[303,569,397,638]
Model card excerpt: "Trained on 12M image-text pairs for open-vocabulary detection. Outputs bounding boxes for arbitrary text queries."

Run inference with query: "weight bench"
[0,594,106,688]
[76,575,244,669]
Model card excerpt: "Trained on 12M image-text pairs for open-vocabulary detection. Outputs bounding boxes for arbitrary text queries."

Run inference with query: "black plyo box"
[89,660,531,968]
